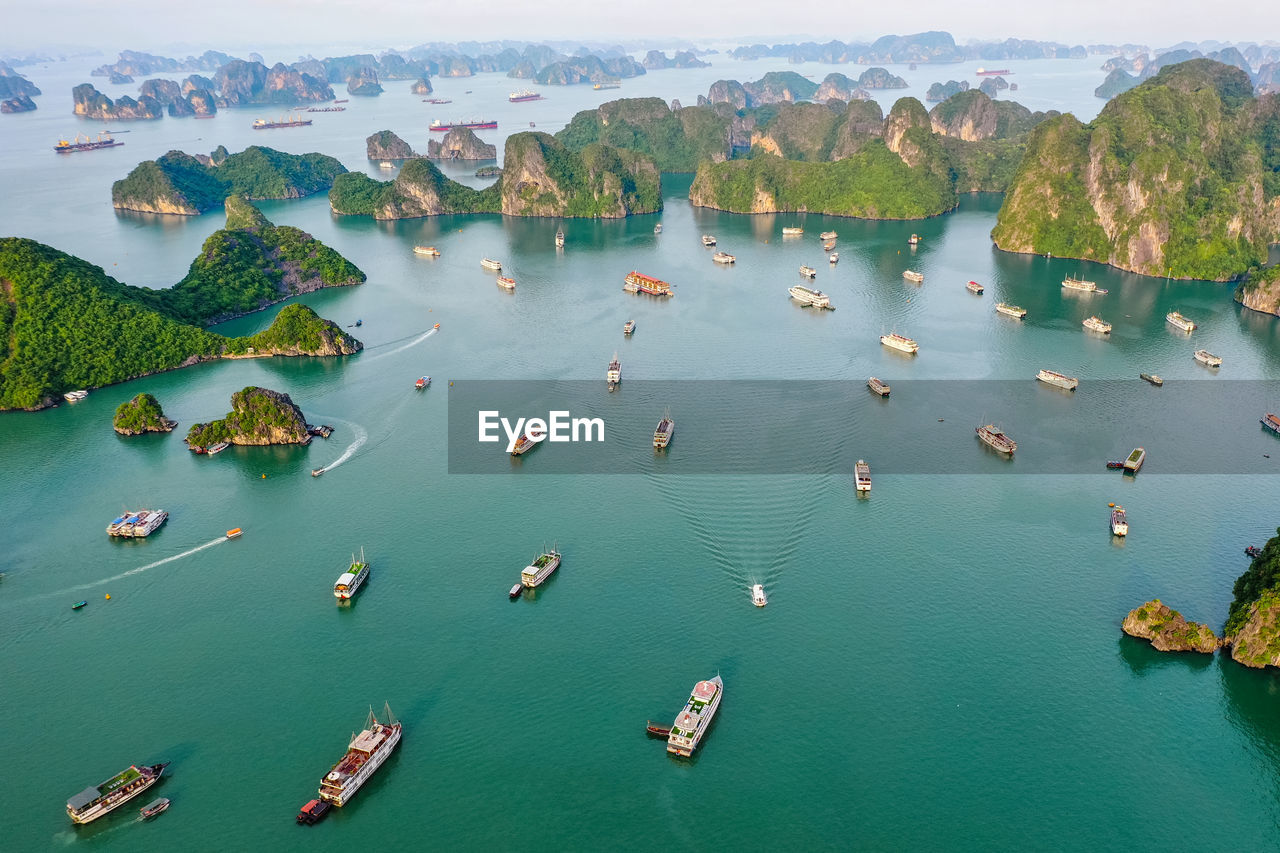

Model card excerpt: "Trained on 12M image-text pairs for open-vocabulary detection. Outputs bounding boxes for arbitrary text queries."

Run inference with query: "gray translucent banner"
[446,380,1280,474]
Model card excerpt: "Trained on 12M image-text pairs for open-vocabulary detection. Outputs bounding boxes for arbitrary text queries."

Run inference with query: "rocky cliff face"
[750,103,843,161]
[0,94,35,113]
[828,100,885,159]
[426,126,496,160]
[347,66,383,96]
[1122,600,1224,653]
[993,60,1280,281]
[977,76,1008,97]
[1225,528,1280,668]
[500,133,660,217]
[743,71,818,106]
[367,129,417,160]
[707,79,748,109]
[1235,267,1280,316]
[72,84,162,119]
[139,78,183,106]
[882,97,933,162]
[410,78,433,95]
[214,60,333,105]
[0,64,41,100]
[1095,68,1139,99]
[929,90,999,141]
[813,73,862,102]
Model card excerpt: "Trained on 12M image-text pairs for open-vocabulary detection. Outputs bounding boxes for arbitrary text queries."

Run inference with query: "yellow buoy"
[1108,502,1115,507]
[105,594,111,600]
[261,474,266,479]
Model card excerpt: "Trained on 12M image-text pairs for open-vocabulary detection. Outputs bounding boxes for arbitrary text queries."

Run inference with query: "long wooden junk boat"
[976,424,1016,455]
[66,762,169,824]
[624,271,673,297]
[316,705,402,808]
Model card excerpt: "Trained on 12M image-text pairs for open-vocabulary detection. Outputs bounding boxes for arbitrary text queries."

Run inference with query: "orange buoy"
[261,474,266,479]
[105,593,111,600]
[1108,502,1115,507]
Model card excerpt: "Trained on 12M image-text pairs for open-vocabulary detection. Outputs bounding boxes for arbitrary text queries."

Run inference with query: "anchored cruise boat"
[624,271,673,296]
[607,354,621,389]
[1082,316,1112,334]
[1036,369,1079,391]
[1194,349,1222,367]
[903,270,924,282]
[667,676,724,757]
[1062,276,1099,292]
[317,705,402,808]
[976,424,1016,455]
[880,333,919,354]
[1111,505,1128,536]
[654,412,675,449]
[867,377,890,397]
[789,285,832,309]
[106,509,169,538]
[1166,311,1197,332]
[66,763,169,824]
[855,459,872,492]
[521,549,562,588]
[996,302,1027,319]
[334,548,370,600]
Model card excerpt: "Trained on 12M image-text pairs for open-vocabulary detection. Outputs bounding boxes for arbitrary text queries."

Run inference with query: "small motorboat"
[508,583,523,599]
[355,319,363,327]
[1246,546,1262,558]
[1105,461,1124,469]
[433,323,440,329]
[207,441,230,455]
[752,583,768,607]
[908,234,920,245]
[297,799,331,825]
[646,721,672,738]
[311,468,325,477]
[416,376,431,389]
[72,600,87,610]
[624,320,636,335]
[226,528,243,538]
[140,798,170,820]
[829,252,839,264]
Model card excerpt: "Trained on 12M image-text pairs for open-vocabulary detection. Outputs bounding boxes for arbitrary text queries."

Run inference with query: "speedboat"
[140,798,170,820]
[751,584,768,607]
[311,468,325,477]
[508,583,523,599]
[416,376,430,389]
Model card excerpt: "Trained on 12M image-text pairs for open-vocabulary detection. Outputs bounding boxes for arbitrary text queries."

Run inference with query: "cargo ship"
[654,411,675,449]
[66,763,169,824]
[880,332,919,354]
[334,548,369,600]
[509,90,544,102]
[593,82,621,90]
[521,549,561,587]
[423,98,452,104]
[252,115,312,130]
[317,705,401,807]
[667,676,723,756]
[1036,369,1079,391]
[306,106,346,112]
[429,119,497,131]
[976,68,1012,76]
[789,285,831,309]
[54,132,123,153]
[624,271,673,296]
[976,424,1016,455]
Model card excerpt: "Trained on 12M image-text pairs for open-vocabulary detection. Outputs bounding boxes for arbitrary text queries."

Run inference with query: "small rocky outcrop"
[925,79,969,102]
[409,77,433,95]
[347,66,383,96]
[742,71,818,106]
[1227,592,1280,668]
[186,89,216,117]
[977,76,1008,97]
[139,78,183,106]
[706,79,748,110]
[367,129,416,160]
[72,83,162,119]
[857,67,908,89]
[185,386,310,448]
[426,126,496,160]
[0,94,36,113]
[0,64,41,100]
[113,393,177,435]
[1122,599,1224,653]
[107,71,133,84]
[1236,268,1280,317]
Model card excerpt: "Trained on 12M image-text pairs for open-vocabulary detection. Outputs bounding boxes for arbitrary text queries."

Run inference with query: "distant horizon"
[4,0,1280,61]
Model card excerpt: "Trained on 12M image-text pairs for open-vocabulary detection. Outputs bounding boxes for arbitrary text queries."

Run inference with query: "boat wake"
[363,327,437,363]
[18,536,234,605]
[310,419,368,476]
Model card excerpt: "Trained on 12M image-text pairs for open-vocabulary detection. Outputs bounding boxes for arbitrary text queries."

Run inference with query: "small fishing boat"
[413,246,440,257]
[1194,349,1222,368]
[966,280,983,294]
[355,319,363,327]
[908,234,920,245]
[226,528,243,538]
[207,441,230,455]
[1246,546,1263,558]
[311,468,325,477]
[72,600,87,610]
[624,320,636,336]
[701,234,717,247]
[434,323,440,330]
[415,376,430,389]
[646,721,672,738]
[508,583,523,599]
[1110,505,1128,537]
[903,270,924,283]
[822,240,836,251]
[140,798,170,820]
[297,799,331,825]
[799,265,817,278]
[829,253,839,264]
[819,230,837,240]
[1105,461,1124,469]
[751,584,768,606]
[653,223,662,234]
[1140,373,1163,386]
[867,377,890,397]
[496,276,516,290]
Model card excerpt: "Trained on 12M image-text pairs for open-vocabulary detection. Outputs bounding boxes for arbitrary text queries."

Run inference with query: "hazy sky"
[6,0,1280,56]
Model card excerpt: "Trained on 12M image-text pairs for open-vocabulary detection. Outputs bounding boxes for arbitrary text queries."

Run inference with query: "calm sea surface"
[2,55,1280,851]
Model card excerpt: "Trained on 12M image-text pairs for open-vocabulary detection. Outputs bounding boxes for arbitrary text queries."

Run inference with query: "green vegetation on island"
[113,393,177,435]
[557,97,730,172]
[330,132,660,219]
[1235,263,1280,317]
[993,59,1280,280]
[0,200,363,411]
[112,146,348,215]
[1121,599,1223,653]
[186,386,310,448]
[1225,529,1280,668]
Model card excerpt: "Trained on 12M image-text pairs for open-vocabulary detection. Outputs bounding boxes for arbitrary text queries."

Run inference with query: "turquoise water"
[3,57,1280,850]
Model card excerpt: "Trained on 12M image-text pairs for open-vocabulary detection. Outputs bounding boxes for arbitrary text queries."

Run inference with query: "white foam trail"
[62,536,228,594]
[312,421,368,475]
[365,327,436,363]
